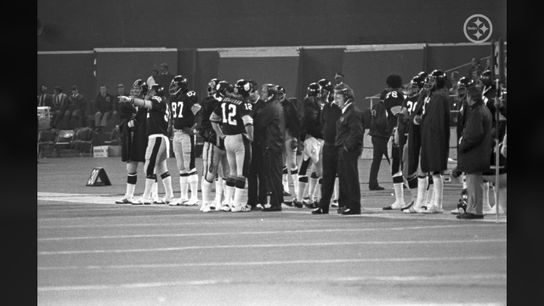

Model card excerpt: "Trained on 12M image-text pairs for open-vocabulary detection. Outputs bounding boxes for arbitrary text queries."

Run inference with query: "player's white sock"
[179,173,189,201]
[424,177,434,207]
[462,174,467,190]
[224,180,235,207]
[414,176,428,209]
[151,176,159,200]
[333,177,339,202]
[142,178,154,200]
[201,179,212,206]
[282,167,290,194]
[188,171,199,201]
[160,172,174,200]
[297,176,308,202]
[290,168,299,197]
[125,173,137,199]
[213,178,224,207]
[232,187,245,210]
[432,174,443,211]
[314,178,322,202]
[391,173,405,208]
[308,172,318,202]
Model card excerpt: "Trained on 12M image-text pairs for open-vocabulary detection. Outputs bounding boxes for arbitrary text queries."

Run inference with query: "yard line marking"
[38,224,498,241]
[38,255,506,271]
[38,238,506,255]
[37,273,506,292]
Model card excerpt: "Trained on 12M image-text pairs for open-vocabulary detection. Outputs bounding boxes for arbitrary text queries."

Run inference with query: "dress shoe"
[293,200,303,208]
[263,206,282,212]
[311,207,328,214]
[337,206,347,214]
[341,208,361,215]
[456,212,484,219]
[369,185,385,191]
[400,201,414,211]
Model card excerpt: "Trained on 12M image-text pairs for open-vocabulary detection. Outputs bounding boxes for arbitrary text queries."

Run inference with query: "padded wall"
[426,44,492,77]
[37,52,96,98]
[94,50,178,96]
[342,49,424,110]
[217,56,300,99]
[298,48,345,100]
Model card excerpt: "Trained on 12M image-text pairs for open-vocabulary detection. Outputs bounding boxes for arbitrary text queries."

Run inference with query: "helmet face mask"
[169,75,188,96]
[306,82,320,97]
[130,79,148,97]
[480,70,493,87]
[207,78,219,96]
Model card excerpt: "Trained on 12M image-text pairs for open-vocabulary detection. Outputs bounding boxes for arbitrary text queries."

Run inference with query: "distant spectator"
[94,85,117,132]
[333,72,352,91]
[37,84,53,107]
[60,85,86,130]
[51,86,68,129]
[467,57,482,82]
[146,68,158,89]
[483,57,492,71]
[155,63,174,96]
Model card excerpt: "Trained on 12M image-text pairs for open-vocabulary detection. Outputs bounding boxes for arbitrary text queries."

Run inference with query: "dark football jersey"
[383,89,405,129]
[210,96,252,135]
[146,96,169,136]
[171,90,198,129]
[198,95,220,141]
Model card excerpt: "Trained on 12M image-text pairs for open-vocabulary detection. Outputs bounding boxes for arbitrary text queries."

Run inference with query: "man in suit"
[51,86,68,129]
[334,87,364,215]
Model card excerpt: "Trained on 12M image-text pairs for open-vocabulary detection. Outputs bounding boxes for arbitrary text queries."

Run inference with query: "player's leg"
[286,137,300,200]
[138,137,160,204]
[231,134,251,212]
[423,171,444,213]
[116,161,139,204]
[295,153,312,208]
[200,141,215,212]
[154,137,174,204]
[216,145,229,210]
[183,132,199,205]
[222,135,238,211]
[384,142,405,210]
[172,130,189,204]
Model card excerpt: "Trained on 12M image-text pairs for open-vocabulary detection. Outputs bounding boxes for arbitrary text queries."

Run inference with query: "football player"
[210,80,254,212]
[277,86,301,202]
[199,79,230,212]
[450,76,473,214]
[293,82,324,208]
[381,75,408,210]
[418,69,451,214]
[169,75,201,206]
[115,79,149,204]
[119,83,175,204]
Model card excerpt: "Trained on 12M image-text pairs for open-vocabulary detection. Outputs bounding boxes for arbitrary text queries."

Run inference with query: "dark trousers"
[318,143,338,210]
[369,136,389,187]
[247,144,267,207]
[263,148,284,208]
[338,148,361,213]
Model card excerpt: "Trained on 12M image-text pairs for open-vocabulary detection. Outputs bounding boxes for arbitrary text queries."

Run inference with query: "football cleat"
[331,200,339,208]
[115,197,135,204]
[184,198,199,206]
[231,204,252,213]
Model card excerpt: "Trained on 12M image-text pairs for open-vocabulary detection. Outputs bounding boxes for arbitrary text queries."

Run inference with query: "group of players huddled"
[112,68,506,217]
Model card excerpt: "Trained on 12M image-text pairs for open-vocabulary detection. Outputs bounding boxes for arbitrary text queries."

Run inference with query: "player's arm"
[209,108,225,139]
[119,95,153,109]
[242,114,253,142]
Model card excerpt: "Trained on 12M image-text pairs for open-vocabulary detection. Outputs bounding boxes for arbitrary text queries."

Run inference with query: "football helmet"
[150,84,165,97]
[307,82,320,97]
[215,80,233,99]
[236,79,254,97]
[457,76,474,99]
[276,85,286,101]
[130,79,148,97]
[480,69,493,86]
[207,78,219,96]
[169,75,188,96]
[317,78,332,93]
[234,79,246,94]
[262,83,278,102]
[424,69,446,90]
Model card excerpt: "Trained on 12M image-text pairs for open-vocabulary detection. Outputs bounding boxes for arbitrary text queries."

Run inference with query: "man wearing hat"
[456,86,493,219]
[334,87,364,215]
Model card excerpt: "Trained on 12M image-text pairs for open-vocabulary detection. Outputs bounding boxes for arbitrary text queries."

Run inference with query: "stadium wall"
[37,0,506,51]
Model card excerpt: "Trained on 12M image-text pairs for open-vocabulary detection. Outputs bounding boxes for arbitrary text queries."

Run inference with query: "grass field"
[38,156,506,305]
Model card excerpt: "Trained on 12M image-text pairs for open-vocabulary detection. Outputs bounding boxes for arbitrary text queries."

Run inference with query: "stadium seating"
[71,127,95,156]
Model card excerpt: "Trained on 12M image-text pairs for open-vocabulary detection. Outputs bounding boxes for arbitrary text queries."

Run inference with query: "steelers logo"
[463,14,493,43]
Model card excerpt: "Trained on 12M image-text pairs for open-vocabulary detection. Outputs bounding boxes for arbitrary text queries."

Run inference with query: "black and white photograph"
[37,1,508,304]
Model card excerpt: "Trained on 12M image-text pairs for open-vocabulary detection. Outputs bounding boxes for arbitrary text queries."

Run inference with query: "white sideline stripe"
[38,255,505,272]
[38,239,505,255]
[38,224,493,241]
[37,272,506,292]
[38,219,326,229]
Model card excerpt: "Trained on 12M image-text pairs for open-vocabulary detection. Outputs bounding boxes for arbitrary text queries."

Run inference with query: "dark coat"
[257,98,285,153]
[335,102,364,157]
[95,93,115,113]
[420,89,451,172]
[369,101,389,139]
[458,100,492,173]
[37,93,53,107]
